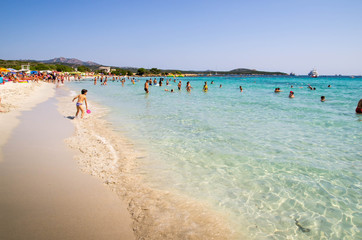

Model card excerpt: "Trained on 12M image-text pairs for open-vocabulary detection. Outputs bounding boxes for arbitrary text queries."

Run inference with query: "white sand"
[0,83,135,239]
[0,82,55,161]
[59,90,243,239]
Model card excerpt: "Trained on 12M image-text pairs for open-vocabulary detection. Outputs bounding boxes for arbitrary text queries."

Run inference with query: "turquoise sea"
[68,76,361,239]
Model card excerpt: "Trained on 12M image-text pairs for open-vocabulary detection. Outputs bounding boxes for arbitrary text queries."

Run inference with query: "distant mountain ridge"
[1,58,287,75]
[42,57,100,66]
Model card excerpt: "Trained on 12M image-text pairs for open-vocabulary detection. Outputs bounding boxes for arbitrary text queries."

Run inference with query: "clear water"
[68,76,362,239]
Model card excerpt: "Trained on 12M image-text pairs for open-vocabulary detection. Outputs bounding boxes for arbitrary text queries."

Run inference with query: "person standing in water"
[239,86,243,92]
[356,99,362,113]
[72,89,88,119]
[289,91,295,98]
[144,80,149,93]
[186,81,192,92]
[178,80,182,90]
[203,82,208,92]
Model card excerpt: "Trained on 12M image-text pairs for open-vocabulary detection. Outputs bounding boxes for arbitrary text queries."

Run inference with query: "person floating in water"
[203,82,208,92]
[274,88,281,93]
[356,99,362,113]
[321,96,326,102]
[289,91,295,98]
[72,89,88,119]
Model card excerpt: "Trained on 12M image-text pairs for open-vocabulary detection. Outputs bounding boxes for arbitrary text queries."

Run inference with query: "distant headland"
[0,57,287,76]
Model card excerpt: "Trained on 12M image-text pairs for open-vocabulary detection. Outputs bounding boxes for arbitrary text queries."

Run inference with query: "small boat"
[308,69,318,78]
[289,72,296,76]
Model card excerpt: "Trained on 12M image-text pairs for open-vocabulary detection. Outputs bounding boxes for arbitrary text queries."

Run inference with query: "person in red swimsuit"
[356,99,362,113]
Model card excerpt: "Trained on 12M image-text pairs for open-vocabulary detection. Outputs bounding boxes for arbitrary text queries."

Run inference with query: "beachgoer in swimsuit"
[186,81,192,92]
[289,91,295,98]
[321,96,325,102]
[356,99,362,113]
[144,80,149,93]
[178,81,182,90]
[72,89,88,119]
[239,86,243,92]
[203,82,208,92]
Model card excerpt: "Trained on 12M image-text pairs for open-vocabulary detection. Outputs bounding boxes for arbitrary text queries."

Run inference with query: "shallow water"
[69,76,361,239]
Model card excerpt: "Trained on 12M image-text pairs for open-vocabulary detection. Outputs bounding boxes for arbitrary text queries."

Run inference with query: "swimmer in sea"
[289,91,295,98]
[144,80,149,93]
[274,88,281,93]
[178,80,182,90]
[220,84,222,88]
[239,86,243,92]
[356,99,362,113]
[321,96,326,102]
[72,89,88,119]
[203,82,208,92]
[186,81,192,92]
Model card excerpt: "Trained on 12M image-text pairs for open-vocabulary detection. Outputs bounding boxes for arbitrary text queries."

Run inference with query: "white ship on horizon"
[308,68,318,78]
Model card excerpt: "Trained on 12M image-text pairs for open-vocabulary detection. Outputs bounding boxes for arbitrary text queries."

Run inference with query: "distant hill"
[0,58,287,75]
[228,68,286,75]
[42,57,100,66]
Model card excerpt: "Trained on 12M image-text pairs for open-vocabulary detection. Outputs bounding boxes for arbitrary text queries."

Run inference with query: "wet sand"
[60,88,239,240]
[0,90,134,240]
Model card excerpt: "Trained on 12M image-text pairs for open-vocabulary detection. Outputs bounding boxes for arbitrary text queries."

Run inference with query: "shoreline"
[0,83,134,239]
[60,85,243,239]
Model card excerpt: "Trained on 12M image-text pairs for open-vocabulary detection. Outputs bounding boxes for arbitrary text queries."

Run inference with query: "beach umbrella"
[0,68,10,72]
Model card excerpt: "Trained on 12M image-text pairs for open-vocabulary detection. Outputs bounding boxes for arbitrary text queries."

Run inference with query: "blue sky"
[1,0,362,75]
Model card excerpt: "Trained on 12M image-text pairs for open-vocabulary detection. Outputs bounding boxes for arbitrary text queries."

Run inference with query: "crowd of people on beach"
[1,72,361,115]
[0,71,83,112]
[0,71,80,84]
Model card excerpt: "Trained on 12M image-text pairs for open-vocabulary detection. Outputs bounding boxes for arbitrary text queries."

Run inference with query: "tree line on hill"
[0,59,287,76]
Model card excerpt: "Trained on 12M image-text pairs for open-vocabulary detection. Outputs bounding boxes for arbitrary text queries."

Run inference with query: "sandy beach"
[0,82,239,240]
[0,83,134,240]
[60,88,239,240]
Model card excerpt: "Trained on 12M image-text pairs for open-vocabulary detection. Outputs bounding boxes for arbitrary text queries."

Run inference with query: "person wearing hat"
[289,91,295,98]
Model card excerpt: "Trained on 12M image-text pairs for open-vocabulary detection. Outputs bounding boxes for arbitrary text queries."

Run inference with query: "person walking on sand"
[72,89,88,119]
